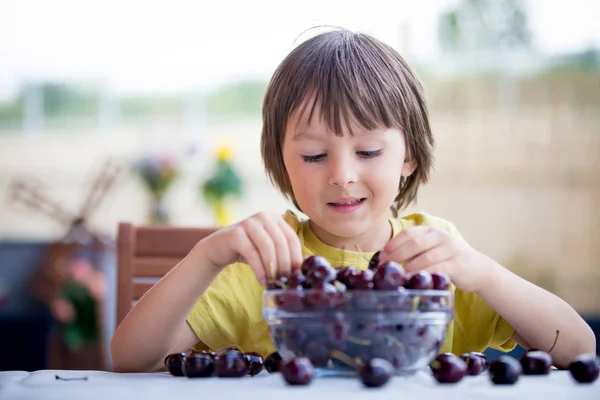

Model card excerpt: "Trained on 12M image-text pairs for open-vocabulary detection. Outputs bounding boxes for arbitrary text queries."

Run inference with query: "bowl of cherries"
[262,253,454,377]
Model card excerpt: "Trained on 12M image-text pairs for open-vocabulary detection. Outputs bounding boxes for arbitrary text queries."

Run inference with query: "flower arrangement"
[50,257,106,352]
[201,145,244,226]
[133,154,180,224]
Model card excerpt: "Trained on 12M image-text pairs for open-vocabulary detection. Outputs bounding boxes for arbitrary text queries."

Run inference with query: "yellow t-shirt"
[186,210,517,358]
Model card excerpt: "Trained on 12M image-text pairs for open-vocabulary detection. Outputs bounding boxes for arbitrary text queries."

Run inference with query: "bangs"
[283,30,415,136]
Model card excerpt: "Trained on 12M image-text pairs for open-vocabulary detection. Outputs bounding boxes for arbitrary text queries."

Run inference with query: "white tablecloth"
[0,369,598,400]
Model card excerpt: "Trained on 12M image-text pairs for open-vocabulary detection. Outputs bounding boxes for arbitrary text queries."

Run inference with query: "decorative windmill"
[8,159,122,370]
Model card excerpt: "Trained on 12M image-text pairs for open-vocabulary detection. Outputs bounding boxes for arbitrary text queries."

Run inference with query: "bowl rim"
[263,288,453,297]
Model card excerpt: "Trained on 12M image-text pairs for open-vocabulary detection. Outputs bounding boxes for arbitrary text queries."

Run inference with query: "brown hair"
[261,28,434,216]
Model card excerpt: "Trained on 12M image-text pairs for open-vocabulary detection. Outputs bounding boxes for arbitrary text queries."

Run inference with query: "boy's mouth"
[327,198,366,206]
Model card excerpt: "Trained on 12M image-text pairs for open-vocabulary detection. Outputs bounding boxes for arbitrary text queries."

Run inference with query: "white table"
[0,369,598,400]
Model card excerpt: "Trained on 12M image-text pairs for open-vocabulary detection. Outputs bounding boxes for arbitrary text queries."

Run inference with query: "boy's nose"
[328,157,358,187]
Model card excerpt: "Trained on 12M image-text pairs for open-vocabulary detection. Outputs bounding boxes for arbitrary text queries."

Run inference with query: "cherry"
[286,273,307,289]
[336,266,358,286]
[303,340,331,367]
[164,353,185,376]
[404,271,433,290]
[303,282,340,309]
[276,289,304,312]
[326,313,350,343]
[214,349,249,378]
[460,352,488,375]
[301,255,330,276]
[265,352,283,373]
[373,261,406,290]
[281,357,314,385]
[430,353,467,383]
[431,273,451,290]
[520,351,552,375]
[359,358,394,388]
[347,269,374,290]
[306,263,337,286]
[244,352,264,376]
[183,353,214,378]
[368,251,381,270]
[489,356,522,385]
[569,354,599,383]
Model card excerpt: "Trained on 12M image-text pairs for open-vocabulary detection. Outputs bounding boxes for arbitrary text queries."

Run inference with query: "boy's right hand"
[200,212,303,285]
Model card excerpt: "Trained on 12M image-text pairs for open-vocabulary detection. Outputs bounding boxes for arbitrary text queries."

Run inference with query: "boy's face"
[282,106,416,248]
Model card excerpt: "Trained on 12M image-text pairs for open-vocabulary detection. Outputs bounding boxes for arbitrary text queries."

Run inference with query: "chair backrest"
[116,222,218,327]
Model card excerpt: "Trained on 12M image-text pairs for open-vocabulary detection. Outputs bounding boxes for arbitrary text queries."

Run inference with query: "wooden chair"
[116,222,218,327]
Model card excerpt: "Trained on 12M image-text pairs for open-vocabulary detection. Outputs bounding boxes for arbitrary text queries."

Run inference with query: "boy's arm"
[110,242,220,372]
[476,258,596,369]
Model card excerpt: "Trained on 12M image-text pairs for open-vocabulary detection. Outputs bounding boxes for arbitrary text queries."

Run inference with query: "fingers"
[277,217,304,272]
[235,213,302,285]
[382,226,447,266]
[403,245,453,274]
[260,216,292,279]
[231,225,267,285]
[242,217,279,281]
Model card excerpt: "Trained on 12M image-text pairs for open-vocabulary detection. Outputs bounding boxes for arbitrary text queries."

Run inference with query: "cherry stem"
[547,330,560,353]
[330,349,363,370]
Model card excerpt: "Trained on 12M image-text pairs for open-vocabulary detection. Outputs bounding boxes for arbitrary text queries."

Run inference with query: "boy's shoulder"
[395,211,463,239]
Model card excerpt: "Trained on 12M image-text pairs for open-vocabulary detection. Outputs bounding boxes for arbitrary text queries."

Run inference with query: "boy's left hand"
[379,226,494,292]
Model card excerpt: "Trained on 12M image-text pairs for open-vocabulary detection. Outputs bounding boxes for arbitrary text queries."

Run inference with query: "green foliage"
[202,159,244,204]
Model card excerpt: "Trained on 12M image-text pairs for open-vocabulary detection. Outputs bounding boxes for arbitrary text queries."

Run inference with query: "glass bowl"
[262,288,453,376]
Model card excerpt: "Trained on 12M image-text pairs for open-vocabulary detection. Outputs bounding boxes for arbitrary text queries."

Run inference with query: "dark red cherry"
[301,255,330,276]
[373,261,406,290]
[275,289,304,312]
[164,353,185,376]
[306,263,337,286]
[264,352,283,373]
[183,353,214,378]
[489,356,522,385]
[336,266,358,286]
[520,351,552,375]
[569,354,599,383]
[244,352,264,376]
[431,273,451,290]
[430,353,467,383]
[214,349,249,378]
[303,282,340,309]
[281,357,314,385]
[347,269,374,290]
[359,358,394,387]
[460,352,488,375]
[404,271,433,290]
[286,273,307,289]
[368,251,381,270]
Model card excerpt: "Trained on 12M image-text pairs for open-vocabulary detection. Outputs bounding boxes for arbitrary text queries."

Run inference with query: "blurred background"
[0,0,598,371]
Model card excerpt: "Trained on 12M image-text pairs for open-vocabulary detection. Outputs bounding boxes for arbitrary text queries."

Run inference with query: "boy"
[111,28,595,372]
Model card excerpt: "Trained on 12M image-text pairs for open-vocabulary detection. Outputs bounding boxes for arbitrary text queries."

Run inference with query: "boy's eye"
[357,150,382,159]
[301,150,382,163]
[302,153,326,163]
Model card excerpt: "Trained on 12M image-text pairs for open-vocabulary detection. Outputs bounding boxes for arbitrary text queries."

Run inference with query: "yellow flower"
[216,145,232,161]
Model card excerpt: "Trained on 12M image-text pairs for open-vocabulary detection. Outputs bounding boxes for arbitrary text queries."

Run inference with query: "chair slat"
[134,226,217,258]
[133,256,182,277]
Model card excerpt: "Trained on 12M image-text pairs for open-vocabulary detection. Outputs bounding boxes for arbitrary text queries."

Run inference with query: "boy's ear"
[401,158,417,177]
